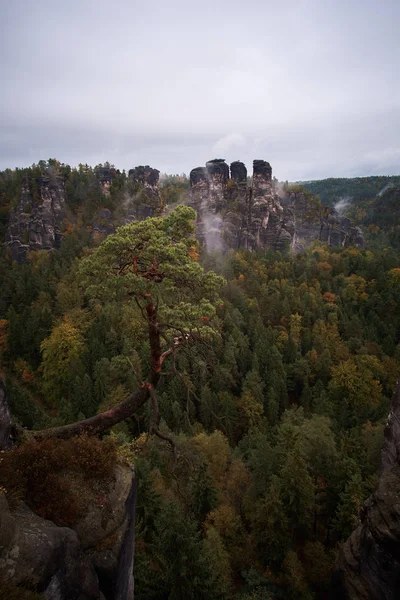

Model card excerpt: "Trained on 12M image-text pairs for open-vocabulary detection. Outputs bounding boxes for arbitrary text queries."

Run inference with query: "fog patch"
[334,197,352,214]
[202,212,224,251]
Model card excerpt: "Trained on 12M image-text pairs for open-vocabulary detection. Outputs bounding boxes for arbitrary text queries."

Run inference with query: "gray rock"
[190,159,295,252]
[96,167,116,189]
[286,190,364,249]
[5,175,66,262]
[83,466,135,600]
[230,161,247,183]
[74,464,133,550]
[0,493,100,599]
[127,165,163,220]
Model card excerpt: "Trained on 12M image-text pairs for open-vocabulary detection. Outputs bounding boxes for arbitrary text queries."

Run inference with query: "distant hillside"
[299,175,400,206]
[349,185,400,249]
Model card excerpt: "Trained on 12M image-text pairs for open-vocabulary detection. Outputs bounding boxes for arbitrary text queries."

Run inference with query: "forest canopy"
[0,161,399,599]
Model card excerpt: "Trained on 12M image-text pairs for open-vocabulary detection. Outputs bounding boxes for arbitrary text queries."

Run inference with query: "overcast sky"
[1,0,399,180]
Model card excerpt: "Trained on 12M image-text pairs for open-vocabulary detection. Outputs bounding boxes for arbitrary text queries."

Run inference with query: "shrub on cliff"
[0,435,117,526]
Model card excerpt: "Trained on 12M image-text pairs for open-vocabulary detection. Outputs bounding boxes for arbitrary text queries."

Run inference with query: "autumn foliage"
[0,436,117,526]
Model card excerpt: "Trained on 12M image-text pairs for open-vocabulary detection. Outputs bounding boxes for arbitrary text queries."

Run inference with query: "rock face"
[0,465,136,600]
[249,160,295,251]
[75,465,133,550]
[320,212,364,247]
[189,167,212,248]
[224,161,248,250]
[5,175,66,262]
[190,159,294,252]
[3,160,364,260]
[206,159,229,212]
[0,493,100,599]
[333,378,400,599]
[96,167,116,197]
[127,166,163,221]
[128,166,160,189]
[115,477,137,600]
[3,164,165,261]
[284,189,364,249]
[83,465,136,600]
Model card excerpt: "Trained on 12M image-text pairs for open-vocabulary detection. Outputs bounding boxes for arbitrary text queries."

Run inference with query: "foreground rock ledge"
[0,464,135,600]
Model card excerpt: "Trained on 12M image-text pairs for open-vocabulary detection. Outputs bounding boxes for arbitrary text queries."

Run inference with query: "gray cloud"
[1,0,399,180]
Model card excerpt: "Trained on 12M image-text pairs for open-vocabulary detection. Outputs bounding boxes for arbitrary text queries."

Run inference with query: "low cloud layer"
[1,0,399,180]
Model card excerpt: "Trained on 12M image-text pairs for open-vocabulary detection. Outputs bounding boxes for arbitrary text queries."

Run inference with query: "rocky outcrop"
[128,166,159,189]
[223,161,248,250]
[115,476,137,600]
[206,159,229,212]
[3,161,364,260]
[127,166,163,220]
[3,165,165,261]
[319,210,364,247]
[190,159,294,252]
[249,160,294,251]
[75,465,133,550]
[189,167,210,248]
[0,493,100,599]
[189,163,225,250]
[83,465,135,600]
[0,465,136,600]
[96,167,116,197]
[334,378,400,599]
[230,160,247,183]
[283,190,364,249]
[5,175,66,262]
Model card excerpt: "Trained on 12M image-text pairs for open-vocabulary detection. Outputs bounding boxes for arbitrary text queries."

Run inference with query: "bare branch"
[31,379,154,441]
[125,356,141,386]
[134,296,148,322]
[148,385,178,463]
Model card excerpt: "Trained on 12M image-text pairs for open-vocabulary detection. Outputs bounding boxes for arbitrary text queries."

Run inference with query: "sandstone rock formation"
[281,189,364,249]
[0,464,136,600]
[127,166,163,221]
[3,160,364,261]
[190,159,295,252]
[96,167,116,197]
[128,166,160,189]
[0,493,100,599]
[3,164,166,261]
[249,160,295,251]
[205,159,229,212]
[75,464,133,550]
[82,465,136,600]
[333,378,400,599]
[189,167,211,247]
[5,175,66,261]
[223,161,248,249]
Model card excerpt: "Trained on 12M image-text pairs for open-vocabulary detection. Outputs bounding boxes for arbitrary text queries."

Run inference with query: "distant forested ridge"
[299,175,400,206]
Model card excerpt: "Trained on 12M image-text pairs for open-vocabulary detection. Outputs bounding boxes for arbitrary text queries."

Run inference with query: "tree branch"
[29,296,165,442]
[148,385,178,462]
[31,376,157,441]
